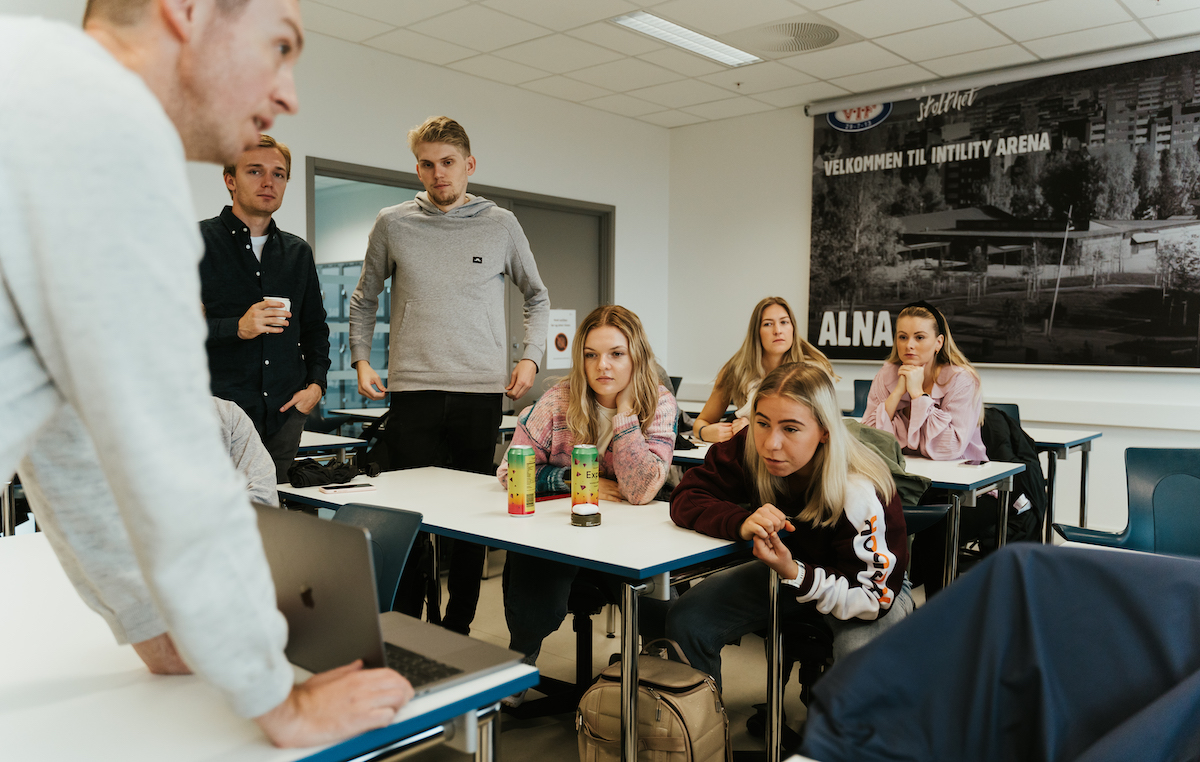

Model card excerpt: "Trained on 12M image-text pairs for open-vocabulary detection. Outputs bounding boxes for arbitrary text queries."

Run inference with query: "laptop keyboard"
[384,642,464,689]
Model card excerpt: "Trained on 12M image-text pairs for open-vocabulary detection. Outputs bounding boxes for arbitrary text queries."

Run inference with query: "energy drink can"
[571,444,600,527]
[507,445,535,517]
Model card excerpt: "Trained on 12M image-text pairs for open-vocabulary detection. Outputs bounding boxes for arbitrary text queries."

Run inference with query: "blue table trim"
[281,492,747,580]
[298,668,539,762]
[923,463,1025,492]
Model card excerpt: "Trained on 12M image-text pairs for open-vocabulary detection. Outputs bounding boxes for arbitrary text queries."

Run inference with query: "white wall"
[667,104,1200,534]
[667,107,813,394]
[6,0,672,360]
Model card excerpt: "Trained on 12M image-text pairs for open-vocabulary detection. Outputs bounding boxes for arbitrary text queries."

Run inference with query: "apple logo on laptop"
[300,585,315,609]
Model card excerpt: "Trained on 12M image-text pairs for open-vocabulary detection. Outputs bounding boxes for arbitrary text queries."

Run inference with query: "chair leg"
[605,603,617,639]
[574,612,594,687]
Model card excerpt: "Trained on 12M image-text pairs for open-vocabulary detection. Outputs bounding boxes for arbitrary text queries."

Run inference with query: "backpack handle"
[641,637,692,666]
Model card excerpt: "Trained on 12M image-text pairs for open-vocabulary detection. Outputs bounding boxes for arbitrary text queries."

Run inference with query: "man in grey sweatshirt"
[350,116,550,634]
[0,0,410,748]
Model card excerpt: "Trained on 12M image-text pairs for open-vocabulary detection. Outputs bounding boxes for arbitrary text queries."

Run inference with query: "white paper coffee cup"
[266,296,290,327]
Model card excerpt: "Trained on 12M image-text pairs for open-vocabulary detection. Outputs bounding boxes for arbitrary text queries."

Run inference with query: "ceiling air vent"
[747,22,839,53]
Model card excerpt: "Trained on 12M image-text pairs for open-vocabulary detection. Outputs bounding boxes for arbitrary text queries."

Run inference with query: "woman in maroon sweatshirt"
[667,362,912,691]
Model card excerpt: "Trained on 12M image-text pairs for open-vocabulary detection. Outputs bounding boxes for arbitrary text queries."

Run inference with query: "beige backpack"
[576,639,731,762]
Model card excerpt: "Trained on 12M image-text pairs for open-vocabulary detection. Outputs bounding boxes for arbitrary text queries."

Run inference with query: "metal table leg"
[1,478,15,538]
[997,489,1011,549]
[1078,448,1090,529]
[766,568,783,762]
[621,582,647,762]
[429,534,443,624]
[943,494,962,588]
[1043,450,1059,544]
[474,703,501,762]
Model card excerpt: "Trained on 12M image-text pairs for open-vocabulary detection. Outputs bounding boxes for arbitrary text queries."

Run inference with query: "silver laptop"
[254,503,521,695]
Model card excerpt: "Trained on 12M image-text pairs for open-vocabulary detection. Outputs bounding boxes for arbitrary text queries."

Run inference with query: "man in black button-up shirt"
[199,135,329,483]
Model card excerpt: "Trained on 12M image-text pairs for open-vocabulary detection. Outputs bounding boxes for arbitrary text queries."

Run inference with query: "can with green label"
[571,444,600,527]
[507,445,535,517]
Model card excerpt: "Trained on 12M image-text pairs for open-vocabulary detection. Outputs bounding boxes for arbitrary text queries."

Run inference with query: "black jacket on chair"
[979,407,1046,545]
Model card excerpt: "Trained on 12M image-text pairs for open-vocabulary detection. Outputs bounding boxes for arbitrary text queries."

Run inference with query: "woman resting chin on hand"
[496,305,677,676]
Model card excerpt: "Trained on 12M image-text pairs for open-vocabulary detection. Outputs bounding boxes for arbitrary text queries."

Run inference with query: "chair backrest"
[1126,448,1200,557]
[850,379,871,418]
[984,402,1020,428]
[331,504,423,612]
[669,376,682,395]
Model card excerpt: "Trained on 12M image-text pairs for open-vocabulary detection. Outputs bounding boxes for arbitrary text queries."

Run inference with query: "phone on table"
[958,460,987,468]
[318,482,375,493]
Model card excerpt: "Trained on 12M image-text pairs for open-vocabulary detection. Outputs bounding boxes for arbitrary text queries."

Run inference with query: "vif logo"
[827,103,892,133]
[472,256,483,264]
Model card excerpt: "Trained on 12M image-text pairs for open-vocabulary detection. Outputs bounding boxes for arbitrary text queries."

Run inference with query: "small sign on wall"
[546,309,575,370]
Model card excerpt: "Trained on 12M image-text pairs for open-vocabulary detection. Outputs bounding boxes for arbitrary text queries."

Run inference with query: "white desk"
[672,440,711,466]
[331,409,519,436]
[296,432,366,460]
[279,467,744,762]
[904,457,1026,587]
[0,534,537,762]
[1024,427,1102,541]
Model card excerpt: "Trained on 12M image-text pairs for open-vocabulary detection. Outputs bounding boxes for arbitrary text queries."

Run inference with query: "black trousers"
[386,391,502,635]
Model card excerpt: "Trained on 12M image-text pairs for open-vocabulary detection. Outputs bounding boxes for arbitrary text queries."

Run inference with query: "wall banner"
[809,51,1200,368]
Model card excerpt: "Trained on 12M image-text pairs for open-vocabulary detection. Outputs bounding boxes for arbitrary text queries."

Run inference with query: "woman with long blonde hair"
[668,362,912,692]
[862,301,985,461]
[692,296,833,443]
[497,305,677,687]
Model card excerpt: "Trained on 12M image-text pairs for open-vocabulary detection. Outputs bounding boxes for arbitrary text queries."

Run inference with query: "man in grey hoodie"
[349,116,550,634]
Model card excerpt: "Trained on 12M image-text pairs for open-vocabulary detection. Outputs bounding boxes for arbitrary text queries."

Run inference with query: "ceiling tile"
[627,79,734,108]
[365,27,478,64]
[820,0,970,38]
[681,96,777,120]
[700,60,815,94]
[651,0,812,35]
[1024,21,1153,57]
[638,110,709,127]
[481,0,639,32]
[921,43,1037,78]
[409,5,551,52]
[565,21,665,55]
[301,1,394,42]
[781,40,907,79]
[637,47,726,76]
[1121,0,1199,19]
[492,34,625,72]
[831,63,937,93]
[568,58,684,90]
[753,80,851,107]
[1143,7,1200,37]
[954,0,1042,12]
[984,0,1133,42]
[801,0,858,8]
[318,0,467,27]
[520,75,613,102]
[446,54,549,85]
[875,18,1013,61]
[582,93,664,117]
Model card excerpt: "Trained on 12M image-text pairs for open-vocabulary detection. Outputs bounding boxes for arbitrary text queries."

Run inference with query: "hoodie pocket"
[394,298,503,376]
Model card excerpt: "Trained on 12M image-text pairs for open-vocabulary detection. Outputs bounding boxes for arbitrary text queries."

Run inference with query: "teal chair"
[847,379,872,418]
[331,504,423,612]
[1053,448,1200,558]
[984,402,1020,428]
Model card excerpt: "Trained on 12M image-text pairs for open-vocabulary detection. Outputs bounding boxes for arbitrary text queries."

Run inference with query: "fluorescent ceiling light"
[611,11,762,68]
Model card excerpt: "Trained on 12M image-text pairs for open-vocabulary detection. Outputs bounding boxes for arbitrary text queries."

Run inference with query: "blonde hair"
[744,363,895,529]
[85,0,248,25]
[223,135,292,194]
[715,297,833,408]
[408,116,471,158]
[565,306,661,444]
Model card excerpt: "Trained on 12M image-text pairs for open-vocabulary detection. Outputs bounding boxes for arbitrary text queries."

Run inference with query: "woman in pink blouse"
[863,301,985,462]
[497,305,677,698]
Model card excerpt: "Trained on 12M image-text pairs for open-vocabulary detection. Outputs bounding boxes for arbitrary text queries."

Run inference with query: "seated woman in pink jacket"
[862,301,985,462]
[497,305,677,699]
